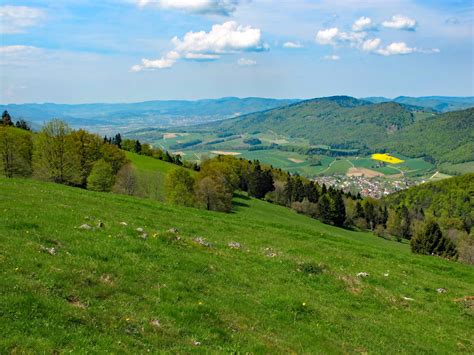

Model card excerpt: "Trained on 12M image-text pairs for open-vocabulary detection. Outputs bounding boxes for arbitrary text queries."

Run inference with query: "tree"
[318,194,332,224]
[305,181,319,203]
[33,120,81,185]
[87,159,114,192]
[248,162,274,199]
[292,175,305,203]
[134,140,142,154]
[70,129,103,187]
[410,220,457,258]
[283,175,293,206]
[1,111,13,126]
[165,167,195,207]
[0,127,33,177]
[331,191,346,227]
[15,119,31,131]
[113,133,122,148]
[100,143,127,174]
[113,163,138,196]
[195,175,233,212]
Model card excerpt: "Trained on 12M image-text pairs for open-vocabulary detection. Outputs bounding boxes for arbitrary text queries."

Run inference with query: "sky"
[0,0,473,104]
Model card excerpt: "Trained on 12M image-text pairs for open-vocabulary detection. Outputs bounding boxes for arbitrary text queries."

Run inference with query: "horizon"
[2,94,474,106]
[1,0,473,104]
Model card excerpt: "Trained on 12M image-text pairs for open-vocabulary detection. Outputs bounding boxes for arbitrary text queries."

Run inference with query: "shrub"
[87,159,114,192]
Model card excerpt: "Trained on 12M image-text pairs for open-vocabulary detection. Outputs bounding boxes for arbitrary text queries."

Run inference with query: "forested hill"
[207,96,416,149]
[384,173,473,232]
[380,108,474,164]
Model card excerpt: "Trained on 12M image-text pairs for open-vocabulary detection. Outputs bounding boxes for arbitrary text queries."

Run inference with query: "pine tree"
[134,140,142,153]
[114,133,122,148]
[292,175,305,203]
[331,191,346,227]
[305,181,319,203]
[1,111,13,126]
[283,175,293,206]
[318,194,332,224]
[411,220,457,258]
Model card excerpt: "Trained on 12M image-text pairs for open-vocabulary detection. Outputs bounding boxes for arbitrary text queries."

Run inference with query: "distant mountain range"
[0,97,300,132]
[363,96,474,113]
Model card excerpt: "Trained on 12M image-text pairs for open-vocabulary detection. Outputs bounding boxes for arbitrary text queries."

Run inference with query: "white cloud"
[315,28,340,45]
[361,38,381,52]
[283,41,303,48]
[172,21,267,54]
[323,55,340,61]
[136,0,241,16]
[352,17,377,32]
[375,42,416,56]
[132,21,267,71]
[0,5,45,34]
[237,57,256,66]
[382,15,417,31]
[316,27,366,47]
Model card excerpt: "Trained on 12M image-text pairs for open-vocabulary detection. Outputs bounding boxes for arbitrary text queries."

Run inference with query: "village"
[314,174,415,199]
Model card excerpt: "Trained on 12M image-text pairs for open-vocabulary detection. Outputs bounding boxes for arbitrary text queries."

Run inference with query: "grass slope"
[125,151,177,201]
[1,178,473,353]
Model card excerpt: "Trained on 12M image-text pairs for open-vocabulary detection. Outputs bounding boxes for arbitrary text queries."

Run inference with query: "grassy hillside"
[1,178,473,353]
[209,96,415,150]
[380,108,474,164]
[124,151,178,201]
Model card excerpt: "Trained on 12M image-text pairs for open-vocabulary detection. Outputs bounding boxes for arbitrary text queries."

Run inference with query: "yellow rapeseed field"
[371,153,404,164]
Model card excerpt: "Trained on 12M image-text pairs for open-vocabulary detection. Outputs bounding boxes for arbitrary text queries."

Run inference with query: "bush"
[87,159,114,192]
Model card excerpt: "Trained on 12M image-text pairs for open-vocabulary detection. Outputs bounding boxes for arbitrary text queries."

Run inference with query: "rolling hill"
[364,96,474,112]
[380,108,474,164]
[1,177,473,353]
[207,96,417,150]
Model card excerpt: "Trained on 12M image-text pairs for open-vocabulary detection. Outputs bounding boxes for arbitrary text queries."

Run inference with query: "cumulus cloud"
[237,57,256,66]
[0,5,45,34]
[361,38,381,52]
[382,15,417,31]
[315,27,366,47]
[283,41,303,48]
[132,21,267,71]
[136,0,242,16]
[352,17,377,32]
[315,28,340,45]
[315,15,436,58]
[323,55,340,61]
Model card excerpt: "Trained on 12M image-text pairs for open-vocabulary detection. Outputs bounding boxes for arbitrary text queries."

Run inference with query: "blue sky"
[0,0,473,103]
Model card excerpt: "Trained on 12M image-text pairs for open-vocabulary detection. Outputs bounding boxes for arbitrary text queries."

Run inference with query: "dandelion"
[302,302,306,306]
[198,301,203,305]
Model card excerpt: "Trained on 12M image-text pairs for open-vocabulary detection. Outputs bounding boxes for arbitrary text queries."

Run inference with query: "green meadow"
[1,175,473,353]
